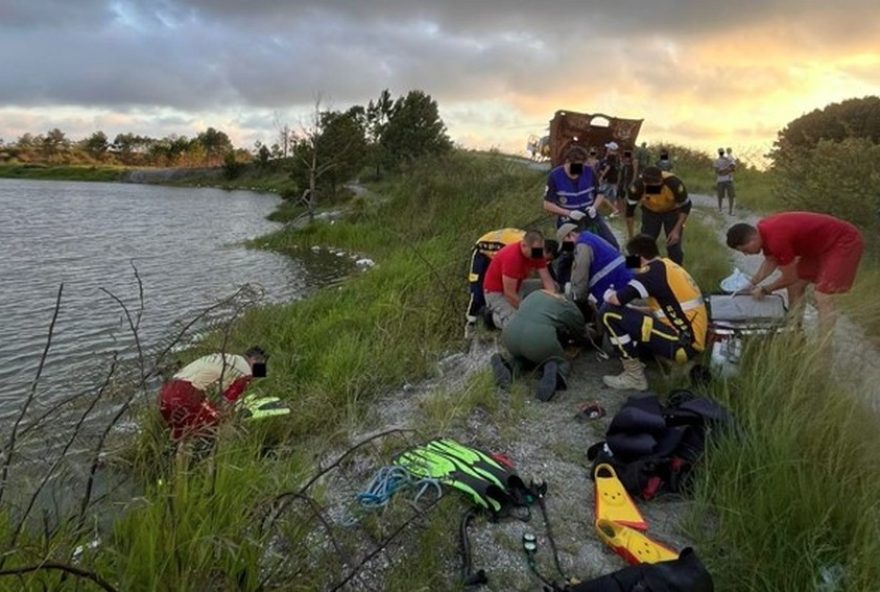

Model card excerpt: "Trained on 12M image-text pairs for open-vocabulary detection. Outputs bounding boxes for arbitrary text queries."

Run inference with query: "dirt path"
[318,336,696,590]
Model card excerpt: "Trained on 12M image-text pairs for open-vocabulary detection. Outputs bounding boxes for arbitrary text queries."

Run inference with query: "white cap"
[605,141,619,150]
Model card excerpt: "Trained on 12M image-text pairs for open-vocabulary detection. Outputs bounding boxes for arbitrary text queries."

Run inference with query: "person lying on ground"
[491,289,587,401]
[465,228,558,337]
[542,145,619,249]
[483,230,557,330]
[725,212,864,340]
[625,166,690,265]
[600,234,707,391]
[159,346,268,440]
[556,223,633,319]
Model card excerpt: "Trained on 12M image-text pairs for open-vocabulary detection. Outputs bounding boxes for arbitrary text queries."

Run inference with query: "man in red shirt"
[726,212,864,338]
[483,230,557,328]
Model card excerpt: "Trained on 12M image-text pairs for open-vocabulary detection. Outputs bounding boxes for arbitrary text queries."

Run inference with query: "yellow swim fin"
[595,519,679,565]
[594,463,647,531]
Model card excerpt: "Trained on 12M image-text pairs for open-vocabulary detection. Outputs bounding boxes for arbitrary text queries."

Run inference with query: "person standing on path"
[726,213,864,340]
[713,147,736,214]
[598,141,623,218]
[625,166,691,264]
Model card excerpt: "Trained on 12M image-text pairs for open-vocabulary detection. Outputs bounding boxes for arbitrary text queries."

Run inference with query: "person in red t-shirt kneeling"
[726,212,864,339]
[482,230,558,329]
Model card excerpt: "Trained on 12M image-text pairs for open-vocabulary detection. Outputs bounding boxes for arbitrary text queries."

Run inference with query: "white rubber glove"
[586,205,598,219]
[603,288,617,304]
[568,209,587,221]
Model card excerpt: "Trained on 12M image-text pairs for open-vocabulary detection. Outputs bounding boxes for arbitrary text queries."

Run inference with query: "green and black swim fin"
[396,446,503,513]
[395,439,531,515]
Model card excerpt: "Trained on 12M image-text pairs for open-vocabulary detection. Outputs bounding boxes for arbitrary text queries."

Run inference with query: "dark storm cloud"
[0,0,878,113]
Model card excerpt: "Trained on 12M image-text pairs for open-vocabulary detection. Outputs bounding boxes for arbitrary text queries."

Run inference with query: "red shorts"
[158,379,220,440]
[796,232,864,294]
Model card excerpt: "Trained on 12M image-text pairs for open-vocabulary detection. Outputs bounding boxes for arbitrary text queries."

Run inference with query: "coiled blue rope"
[356,465,442,510]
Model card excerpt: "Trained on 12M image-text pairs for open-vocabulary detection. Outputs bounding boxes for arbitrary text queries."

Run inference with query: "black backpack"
[587,391,732,500]
[566,547,714,592]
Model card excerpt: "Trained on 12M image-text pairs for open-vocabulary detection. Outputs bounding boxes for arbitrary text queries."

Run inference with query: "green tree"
[773,137,880,253]
[365,88,394,177]
[380,90,452,169]
[84,131,109,160]
[41,128,69,159]
[15,133,35,149]
[112,133,138,164]
[772,96,880,164]
[257,143,271,167]
[196,127,233,166]
[288,99,367,218]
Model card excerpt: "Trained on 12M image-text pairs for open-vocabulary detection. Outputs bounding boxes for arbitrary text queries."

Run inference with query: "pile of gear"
[356,390,730,590]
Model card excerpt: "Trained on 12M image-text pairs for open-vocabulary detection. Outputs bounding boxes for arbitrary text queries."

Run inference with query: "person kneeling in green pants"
[490,289,587,401]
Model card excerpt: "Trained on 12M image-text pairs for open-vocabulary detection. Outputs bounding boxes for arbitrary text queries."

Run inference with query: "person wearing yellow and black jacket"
[625,166,691,265]
[599,234,707,391]
[465,228,558,336]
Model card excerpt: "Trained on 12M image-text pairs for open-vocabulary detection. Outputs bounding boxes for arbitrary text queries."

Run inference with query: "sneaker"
[490,353,512,389]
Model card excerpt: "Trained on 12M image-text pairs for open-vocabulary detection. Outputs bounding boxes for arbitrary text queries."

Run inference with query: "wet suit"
[601,259,707,364]
[502,290,586,378]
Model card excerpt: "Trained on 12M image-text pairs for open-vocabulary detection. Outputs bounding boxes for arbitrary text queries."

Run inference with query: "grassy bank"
[168,161,296,194]
[0,163,130,182]
[2,152,552,590]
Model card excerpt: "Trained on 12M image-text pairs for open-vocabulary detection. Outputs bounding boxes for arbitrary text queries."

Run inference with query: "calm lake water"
[0,179,347,421]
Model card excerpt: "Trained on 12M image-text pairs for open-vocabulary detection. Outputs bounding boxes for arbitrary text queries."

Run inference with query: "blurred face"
[566,159,585,177]
[521,240,545,259]
[248,356,267,377]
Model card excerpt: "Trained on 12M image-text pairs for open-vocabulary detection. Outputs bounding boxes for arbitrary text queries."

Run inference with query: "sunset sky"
[2,0,879,159]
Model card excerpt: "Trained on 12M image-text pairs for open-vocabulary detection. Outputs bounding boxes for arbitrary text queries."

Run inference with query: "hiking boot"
[536,361,559,401]
[602,358,648,391]
[490,353,512,389]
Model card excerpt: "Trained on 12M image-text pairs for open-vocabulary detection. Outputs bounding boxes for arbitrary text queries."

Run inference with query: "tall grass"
[690,335,880,591]
[680,212,880,591]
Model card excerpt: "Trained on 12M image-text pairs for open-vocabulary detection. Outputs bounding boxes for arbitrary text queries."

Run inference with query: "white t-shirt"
[173,353,252,392]
[714,157,735,182]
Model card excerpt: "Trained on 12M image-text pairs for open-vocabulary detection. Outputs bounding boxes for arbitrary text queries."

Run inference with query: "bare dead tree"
[0,284,63,507]
[7,354,119,551]
[294,94,361,221]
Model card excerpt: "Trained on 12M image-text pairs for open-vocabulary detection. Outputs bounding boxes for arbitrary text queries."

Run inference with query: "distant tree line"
[0,88,452,205]
[0,127,248,168]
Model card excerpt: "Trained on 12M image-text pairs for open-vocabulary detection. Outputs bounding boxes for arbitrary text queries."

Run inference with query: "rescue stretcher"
[706,293,790,377]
